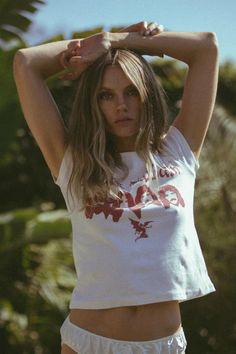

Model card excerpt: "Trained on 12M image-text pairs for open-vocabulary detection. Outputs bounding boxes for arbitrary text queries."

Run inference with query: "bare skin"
[61,300,181,353]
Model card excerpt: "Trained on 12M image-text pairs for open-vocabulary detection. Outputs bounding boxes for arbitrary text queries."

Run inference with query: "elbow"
[14,48,30,63]
[13,50,23,79]
[203,32,219,52]
[13,49,26,71]
[206,32,218,46]
[13,49,31,78]
[188,32,219,67]
[206,31,218,42]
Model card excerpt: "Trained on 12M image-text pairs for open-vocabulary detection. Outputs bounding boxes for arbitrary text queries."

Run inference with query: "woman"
[13,21,219,354]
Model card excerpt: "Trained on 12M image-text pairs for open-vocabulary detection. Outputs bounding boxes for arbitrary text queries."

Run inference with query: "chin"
[117,133,137,138]
[113,129,139,138]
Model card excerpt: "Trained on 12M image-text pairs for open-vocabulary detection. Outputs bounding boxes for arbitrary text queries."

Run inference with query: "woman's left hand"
[59,32,111,80]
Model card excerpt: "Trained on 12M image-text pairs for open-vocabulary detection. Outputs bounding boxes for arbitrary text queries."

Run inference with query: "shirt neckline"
[120,151,137,155]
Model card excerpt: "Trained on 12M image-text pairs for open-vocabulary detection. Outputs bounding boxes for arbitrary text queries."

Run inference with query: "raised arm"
[13,40,74,179]
[109,31,219,160]
[71,30,219,160]
[13,22,162,179]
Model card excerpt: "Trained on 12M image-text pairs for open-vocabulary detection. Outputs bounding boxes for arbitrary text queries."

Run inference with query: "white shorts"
[60,315,187,354]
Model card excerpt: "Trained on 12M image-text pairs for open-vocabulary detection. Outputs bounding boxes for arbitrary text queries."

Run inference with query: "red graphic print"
[85,191,124,222]
[129,163,181,186]
[158,163,180,178]
[158,185,185,209]
[84,184,185,241]
[129,218,153,242]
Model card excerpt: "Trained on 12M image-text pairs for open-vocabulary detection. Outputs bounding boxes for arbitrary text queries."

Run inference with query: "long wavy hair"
[66,48,169,211]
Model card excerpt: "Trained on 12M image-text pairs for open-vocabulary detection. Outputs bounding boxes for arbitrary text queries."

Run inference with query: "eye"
[126,86,139,97]
[98,91,113,101]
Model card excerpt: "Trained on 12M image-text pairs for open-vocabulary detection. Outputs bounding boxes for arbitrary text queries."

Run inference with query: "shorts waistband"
[62,315,184,345]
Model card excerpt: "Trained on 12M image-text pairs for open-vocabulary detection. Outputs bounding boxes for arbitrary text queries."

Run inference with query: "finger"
[119,21,146,33]
[71,54,96,64]
[142,29,152,36]
[120,21,149,34]
[60,51,69,68]
[136,21,148,33]
[147,22,157,32]
[145,23,164,36]
[140,21,148,36]
[69,56,85,65]
[143,22,157,36]
[150,28,159,35]
[67,40,81,50]
[71,48,81,56]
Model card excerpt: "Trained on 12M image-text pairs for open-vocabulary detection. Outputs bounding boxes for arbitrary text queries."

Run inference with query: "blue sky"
[23,0,236,64]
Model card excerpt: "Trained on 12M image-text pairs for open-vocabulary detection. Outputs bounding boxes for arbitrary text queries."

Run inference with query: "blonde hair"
[66,48,168,210]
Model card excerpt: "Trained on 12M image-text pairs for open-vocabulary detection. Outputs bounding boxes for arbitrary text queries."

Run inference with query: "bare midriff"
[69,300,181,341]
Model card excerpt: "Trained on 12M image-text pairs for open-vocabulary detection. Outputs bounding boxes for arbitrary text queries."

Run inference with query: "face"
[165,190,178,205]
[97,65,141,151]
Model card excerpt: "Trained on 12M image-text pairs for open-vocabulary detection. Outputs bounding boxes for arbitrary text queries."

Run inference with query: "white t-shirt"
[53,125,215,309]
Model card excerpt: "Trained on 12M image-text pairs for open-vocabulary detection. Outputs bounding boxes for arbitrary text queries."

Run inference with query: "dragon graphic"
[129,218,153,242]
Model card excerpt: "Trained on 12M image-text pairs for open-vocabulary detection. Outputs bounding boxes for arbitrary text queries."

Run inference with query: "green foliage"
[72,26,104,39]
[218,61,236,116]
[0,207,74,354]
[0,0,45,45]
[0,46,24,155]
[151,58,187,120]
[181,104,236,353]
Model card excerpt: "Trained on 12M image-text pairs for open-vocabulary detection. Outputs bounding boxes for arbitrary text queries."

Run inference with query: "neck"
[114,135,136,153]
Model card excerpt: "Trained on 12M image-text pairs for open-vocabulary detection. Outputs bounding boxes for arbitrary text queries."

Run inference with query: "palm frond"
[0,0,45,45]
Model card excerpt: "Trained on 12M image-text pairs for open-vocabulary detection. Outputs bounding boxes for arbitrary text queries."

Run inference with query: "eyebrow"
[99,84,136,91]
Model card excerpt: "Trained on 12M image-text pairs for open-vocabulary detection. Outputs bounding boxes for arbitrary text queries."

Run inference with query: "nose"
[117,102,128,112]
[116,95,128,112]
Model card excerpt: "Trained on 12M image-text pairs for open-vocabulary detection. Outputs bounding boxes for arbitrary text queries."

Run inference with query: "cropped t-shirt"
[53,125,216,309]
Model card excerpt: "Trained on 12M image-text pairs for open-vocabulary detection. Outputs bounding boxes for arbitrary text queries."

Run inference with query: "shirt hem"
[69,286,216,309]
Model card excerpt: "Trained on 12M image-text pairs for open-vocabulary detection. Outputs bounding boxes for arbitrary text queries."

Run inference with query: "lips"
[115,117,133,124]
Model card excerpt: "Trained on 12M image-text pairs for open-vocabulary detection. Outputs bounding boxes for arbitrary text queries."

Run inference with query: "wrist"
[100,31,113,51]
[108,32,164,57]
[108,32,130,50]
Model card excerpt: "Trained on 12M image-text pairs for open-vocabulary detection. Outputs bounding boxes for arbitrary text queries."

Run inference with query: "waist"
[69,300,181,341]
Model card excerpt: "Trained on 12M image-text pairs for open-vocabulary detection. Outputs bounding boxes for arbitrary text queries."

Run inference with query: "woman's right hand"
[59,32,111,80]
[59,22,164,80]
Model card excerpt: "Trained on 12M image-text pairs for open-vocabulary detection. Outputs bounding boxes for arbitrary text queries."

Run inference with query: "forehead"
[101,65,132,88]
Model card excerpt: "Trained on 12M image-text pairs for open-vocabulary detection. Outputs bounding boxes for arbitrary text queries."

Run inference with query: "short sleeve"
[160,125,200,174]
[51,145,73,187]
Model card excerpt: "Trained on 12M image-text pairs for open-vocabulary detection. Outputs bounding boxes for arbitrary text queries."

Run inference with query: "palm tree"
[0,0,45,46]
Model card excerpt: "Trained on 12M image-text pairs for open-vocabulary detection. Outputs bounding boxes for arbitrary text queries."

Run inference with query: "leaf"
[0,0,46,45]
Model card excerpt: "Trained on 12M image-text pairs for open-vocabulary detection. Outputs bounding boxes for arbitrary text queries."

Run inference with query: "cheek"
[99,102,113,120]
[131,98,141,114]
